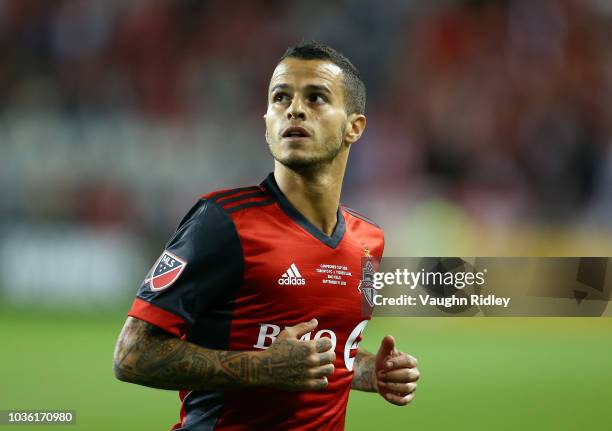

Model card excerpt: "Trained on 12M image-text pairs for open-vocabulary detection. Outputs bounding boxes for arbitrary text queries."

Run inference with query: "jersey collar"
[261,173,346,249]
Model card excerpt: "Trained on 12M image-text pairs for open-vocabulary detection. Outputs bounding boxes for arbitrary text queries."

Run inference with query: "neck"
[273,155,347,237]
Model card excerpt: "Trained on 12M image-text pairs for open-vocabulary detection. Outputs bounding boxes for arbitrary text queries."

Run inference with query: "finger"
[316,350,336,366]
[378,367,420,383]
[285,319,318,338]
[309,364,335,378]
[386,353,418,369]
[384,391,415,406]
[379,335,396,356]
[378,381,416,395]
[307,377,328,391]
[314,337,333,353]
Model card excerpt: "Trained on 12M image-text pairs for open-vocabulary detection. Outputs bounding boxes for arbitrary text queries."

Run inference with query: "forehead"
[269,58,344,92]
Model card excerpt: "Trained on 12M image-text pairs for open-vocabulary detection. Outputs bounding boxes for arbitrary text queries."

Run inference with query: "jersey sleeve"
[127,199,243,337]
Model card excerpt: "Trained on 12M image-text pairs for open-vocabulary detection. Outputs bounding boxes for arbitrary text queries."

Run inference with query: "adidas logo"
[278,263,306,285]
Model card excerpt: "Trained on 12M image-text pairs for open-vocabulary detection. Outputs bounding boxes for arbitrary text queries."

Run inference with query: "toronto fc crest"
[358,247,376,307]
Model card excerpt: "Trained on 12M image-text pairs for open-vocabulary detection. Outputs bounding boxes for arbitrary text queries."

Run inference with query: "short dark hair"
[279,41,366,115]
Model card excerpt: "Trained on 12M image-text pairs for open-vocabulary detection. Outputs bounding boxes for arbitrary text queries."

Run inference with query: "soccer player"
[113,41,419,430]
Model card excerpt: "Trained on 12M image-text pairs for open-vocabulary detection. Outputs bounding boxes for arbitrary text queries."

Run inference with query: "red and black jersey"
[128,173,384,431]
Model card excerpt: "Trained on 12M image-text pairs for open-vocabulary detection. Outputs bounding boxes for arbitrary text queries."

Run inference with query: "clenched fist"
[256,318,336,391]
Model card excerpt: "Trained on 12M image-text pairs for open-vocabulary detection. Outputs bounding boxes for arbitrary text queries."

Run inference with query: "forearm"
[113,317,266,391]
[350,349,376,392]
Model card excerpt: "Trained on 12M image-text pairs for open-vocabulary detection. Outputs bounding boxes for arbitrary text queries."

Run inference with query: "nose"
[287,97,306,120]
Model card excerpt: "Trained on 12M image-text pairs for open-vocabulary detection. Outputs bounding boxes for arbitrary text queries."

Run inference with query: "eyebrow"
[270,83,289,93]
[270,83,332,95]
[306,84,332,95]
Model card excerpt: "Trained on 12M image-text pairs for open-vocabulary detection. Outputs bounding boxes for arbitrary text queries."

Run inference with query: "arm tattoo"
[256,338,313,391]
[113,317,262,391]
[113,317,321,391]
[351,350,376,392]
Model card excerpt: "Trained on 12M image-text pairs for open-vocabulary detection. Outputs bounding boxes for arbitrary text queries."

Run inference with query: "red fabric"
[128,297,187,338]
[130,190,384,430]
[151,266,183,290]
[211,204,384,430]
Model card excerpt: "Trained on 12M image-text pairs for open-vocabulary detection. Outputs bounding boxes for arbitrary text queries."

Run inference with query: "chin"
[278,152,342,172]
[277,153,317,169]
[269,142,337,170]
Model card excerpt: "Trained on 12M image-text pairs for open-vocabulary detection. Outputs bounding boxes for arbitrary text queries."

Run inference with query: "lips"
[281,126,311,138]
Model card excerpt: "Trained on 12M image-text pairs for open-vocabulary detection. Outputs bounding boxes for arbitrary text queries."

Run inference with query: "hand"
[257,318,336,391]
[374,335,419,406]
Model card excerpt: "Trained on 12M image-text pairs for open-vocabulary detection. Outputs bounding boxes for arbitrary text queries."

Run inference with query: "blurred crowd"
[1,0,612,246]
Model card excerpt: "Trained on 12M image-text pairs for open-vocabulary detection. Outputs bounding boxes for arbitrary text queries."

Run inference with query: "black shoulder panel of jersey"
[206,185,275,214]
[132,198,246,430]
[135,198,244,333]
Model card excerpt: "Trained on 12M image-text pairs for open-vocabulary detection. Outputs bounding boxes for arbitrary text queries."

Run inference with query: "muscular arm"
[112,317,265,390]
[112,316,334,392]
[350,349,376,392]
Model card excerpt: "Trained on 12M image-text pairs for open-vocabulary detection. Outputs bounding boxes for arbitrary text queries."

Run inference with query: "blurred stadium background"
[1,0,611,430]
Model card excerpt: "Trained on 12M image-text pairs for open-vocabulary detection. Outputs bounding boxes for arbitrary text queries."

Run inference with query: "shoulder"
[342,205,383,231]
[201,185,274,215]
[342,205,385,258]
[172,184,270,243]
[167,186,268,262]
[172,183,278,244]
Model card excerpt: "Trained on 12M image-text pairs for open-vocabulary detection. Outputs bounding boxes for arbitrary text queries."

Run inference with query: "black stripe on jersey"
[225,198,275,214]
[343,207,380,228]
[207,186,260,202]
[217,190,266,208]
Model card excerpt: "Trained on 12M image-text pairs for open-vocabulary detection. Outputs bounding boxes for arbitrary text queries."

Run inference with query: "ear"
[344,114,366,145]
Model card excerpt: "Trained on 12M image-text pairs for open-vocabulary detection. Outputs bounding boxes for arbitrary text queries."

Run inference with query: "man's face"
[265,58,350,169]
